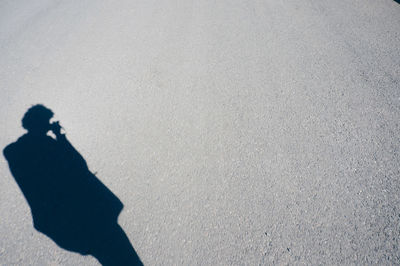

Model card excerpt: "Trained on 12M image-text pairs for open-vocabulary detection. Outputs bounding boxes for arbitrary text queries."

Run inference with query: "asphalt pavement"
[1,0,399,265]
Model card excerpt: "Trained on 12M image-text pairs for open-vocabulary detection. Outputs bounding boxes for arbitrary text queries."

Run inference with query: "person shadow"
[3,104,143,266]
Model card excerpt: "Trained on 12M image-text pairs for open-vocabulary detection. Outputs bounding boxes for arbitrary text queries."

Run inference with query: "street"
[1,0,399,264]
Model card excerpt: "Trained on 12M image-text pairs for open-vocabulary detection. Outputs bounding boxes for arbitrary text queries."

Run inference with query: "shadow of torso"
[4,133,142,265]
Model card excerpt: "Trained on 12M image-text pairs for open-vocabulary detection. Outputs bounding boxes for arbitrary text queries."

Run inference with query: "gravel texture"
[1,0,399,265]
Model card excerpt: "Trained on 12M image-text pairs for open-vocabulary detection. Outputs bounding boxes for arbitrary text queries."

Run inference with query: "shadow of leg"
[89,223,143,266]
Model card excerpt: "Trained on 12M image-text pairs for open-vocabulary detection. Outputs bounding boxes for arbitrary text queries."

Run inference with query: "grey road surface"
[1,0,399,265]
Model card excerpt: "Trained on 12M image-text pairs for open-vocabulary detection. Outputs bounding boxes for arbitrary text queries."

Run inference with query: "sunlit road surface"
[1,0,399,265]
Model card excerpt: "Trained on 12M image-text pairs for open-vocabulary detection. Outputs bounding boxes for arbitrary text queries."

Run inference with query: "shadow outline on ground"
[3,104,143,266]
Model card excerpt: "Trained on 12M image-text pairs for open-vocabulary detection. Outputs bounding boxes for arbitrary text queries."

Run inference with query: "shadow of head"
[21,104,54,135]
